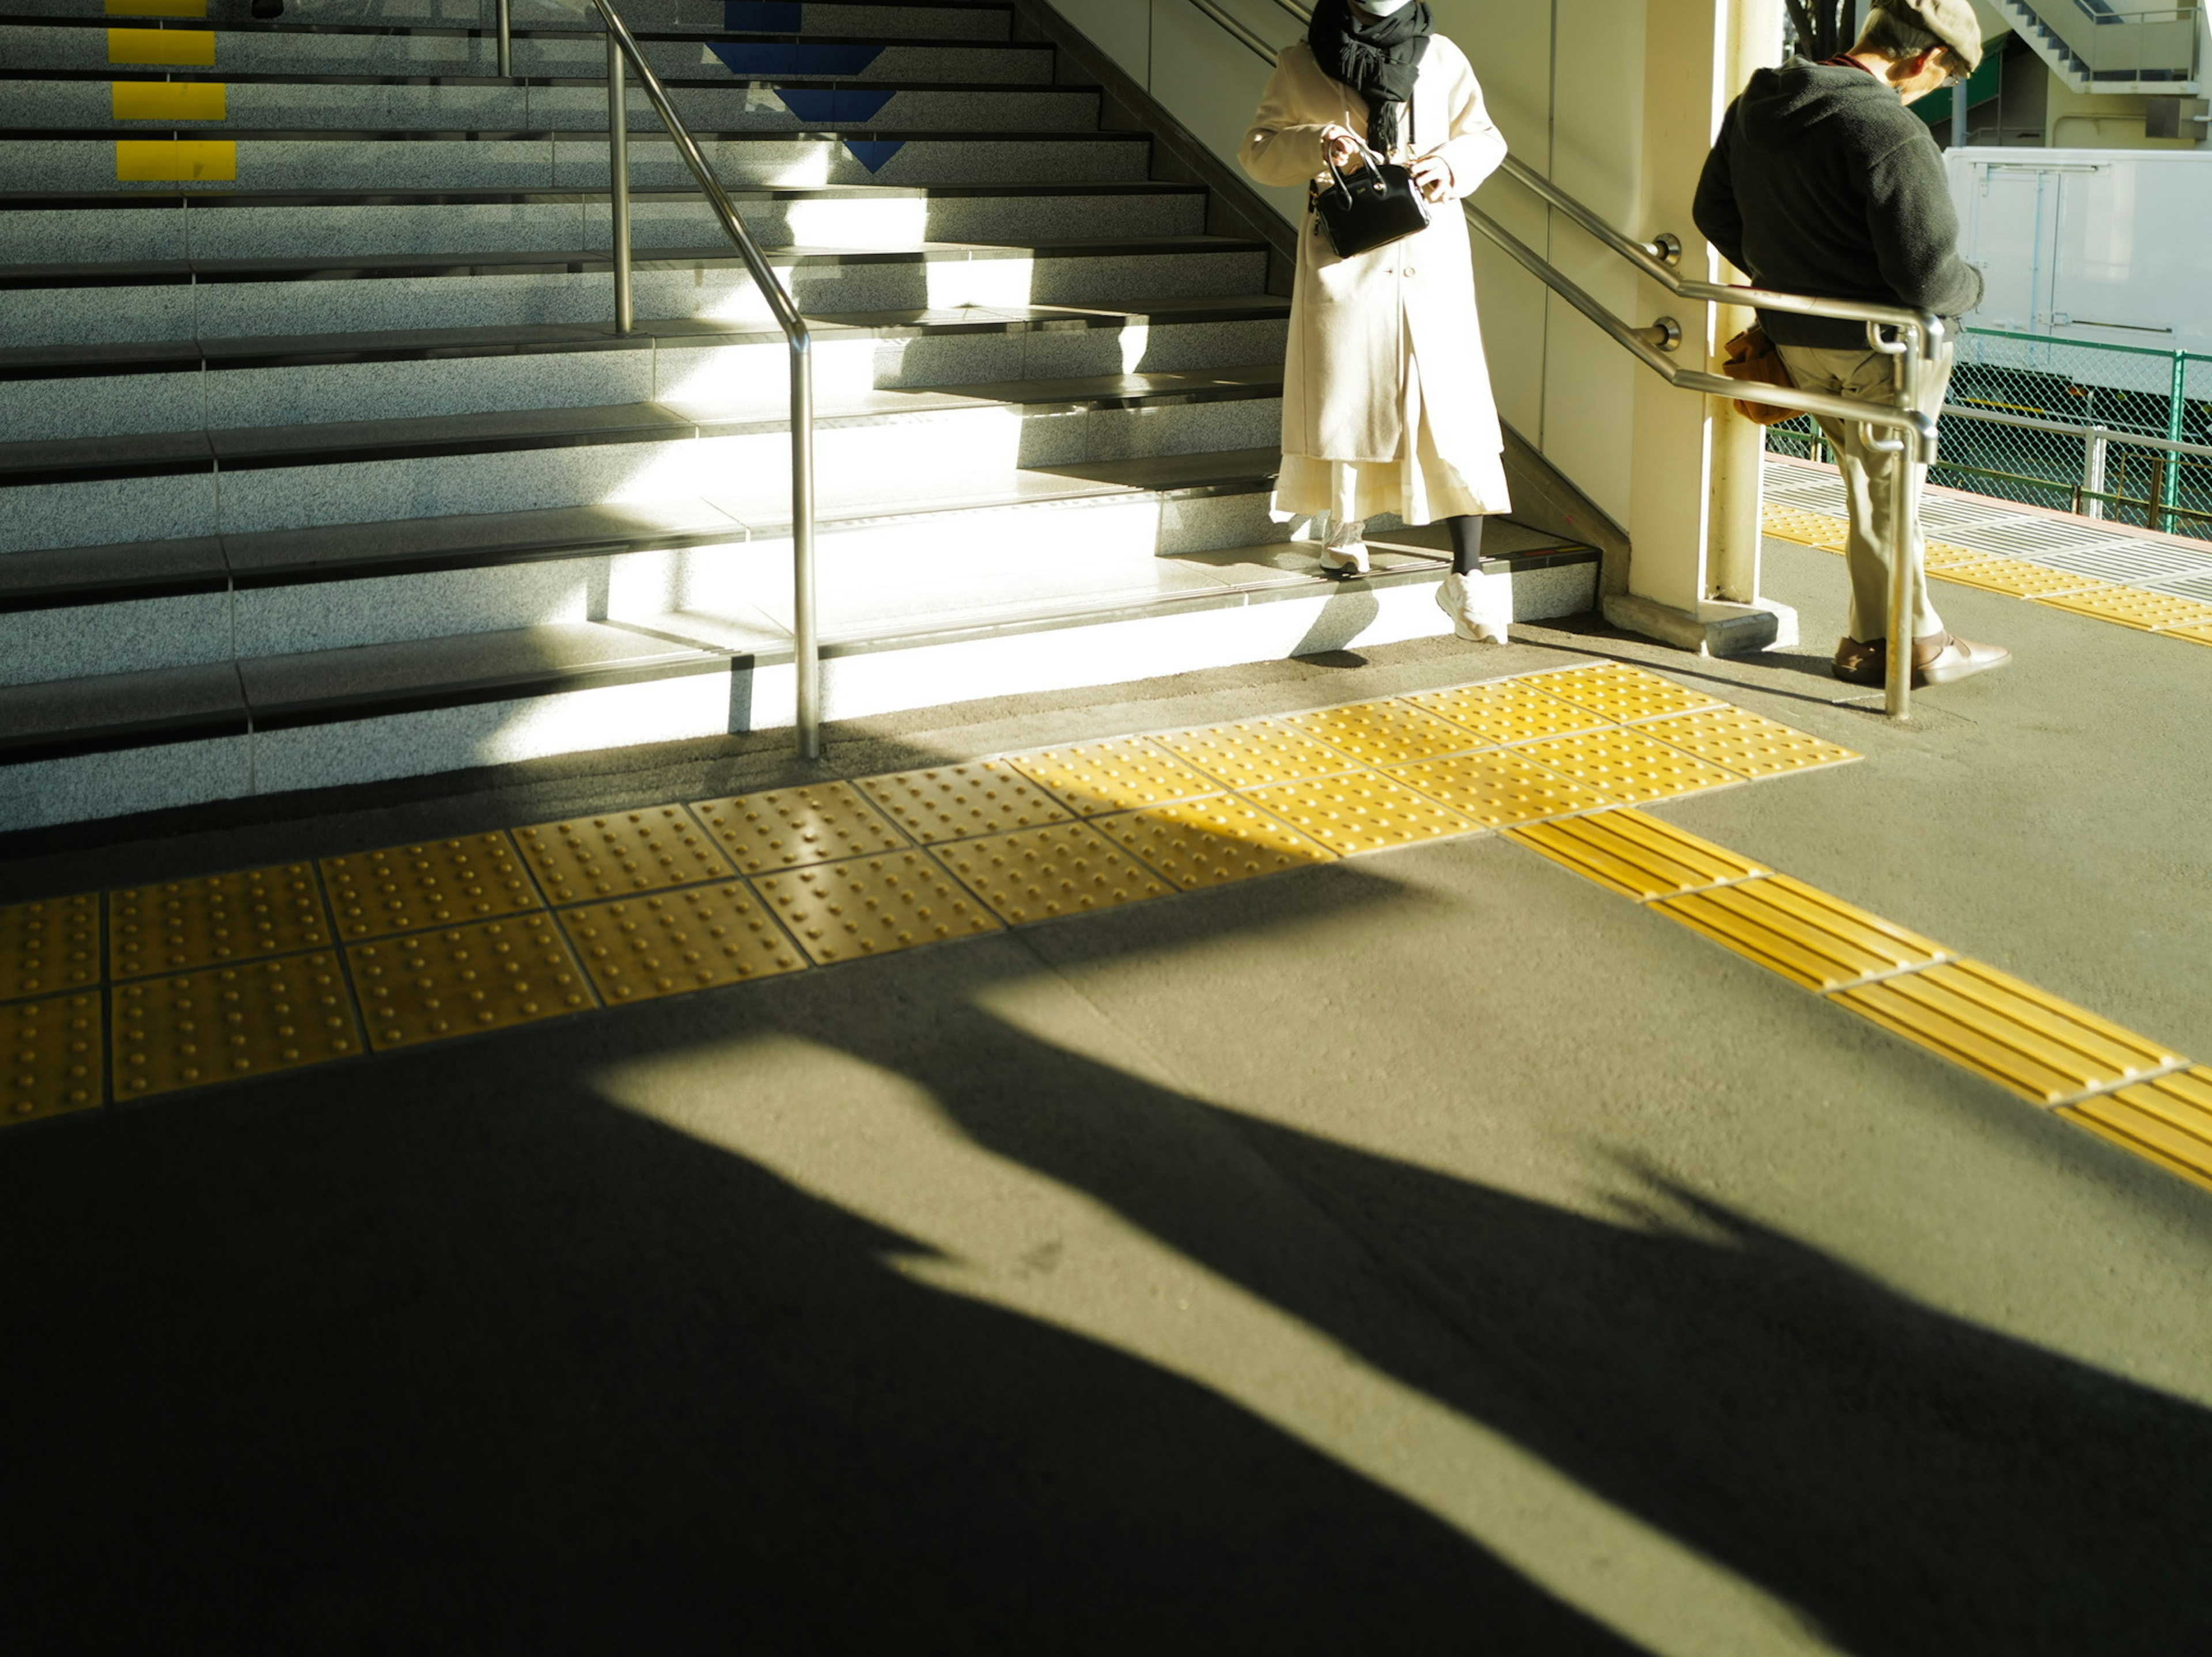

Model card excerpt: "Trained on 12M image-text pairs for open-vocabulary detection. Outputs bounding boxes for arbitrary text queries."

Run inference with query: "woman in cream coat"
[1241,0,1512,642]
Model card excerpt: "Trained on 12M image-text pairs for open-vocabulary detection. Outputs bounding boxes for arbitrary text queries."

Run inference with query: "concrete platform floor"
[5,538,2210,1653]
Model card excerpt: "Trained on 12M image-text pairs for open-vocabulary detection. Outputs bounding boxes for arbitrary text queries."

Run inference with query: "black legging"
[1446,514,1486,576]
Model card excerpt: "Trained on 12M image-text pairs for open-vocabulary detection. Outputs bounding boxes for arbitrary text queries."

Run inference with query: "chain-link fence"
[1767,329,2212,541]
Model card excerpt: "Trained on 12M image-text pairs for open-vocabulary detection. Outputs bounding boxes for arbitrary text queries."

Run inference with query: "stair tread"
[0,180,1202,208]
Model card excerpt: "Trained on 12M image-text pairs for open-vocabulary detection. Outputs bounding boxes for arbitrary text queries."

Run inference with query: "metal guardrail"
[1182,0,1943,716]
[580,0,821,760]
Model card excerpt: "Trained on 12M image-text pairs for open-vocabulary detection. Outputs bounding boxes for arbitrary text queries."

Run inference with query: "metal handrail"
[589,0,820,760]
[1181,0,1945,717]
[495,0,511,79]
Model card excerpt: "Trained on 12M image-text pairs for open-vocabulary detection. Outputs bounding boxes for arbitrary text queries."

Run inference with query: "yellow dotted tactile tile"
[690,781,908,873]
[1003,738,1221,817]
[1526,662,1728,724]
[513,806,732,904]
[108,864,329,981]
[0,894,101,1003]
[1282,699,1483,765]
[2067,1067,2212,1193]
[1637,708,1860,780]
[321,835,540,941]
[854,761,1071,845]
[1505,808,1767,901]
[1242,773,1475,856]
[1933,559,2111,598]
[1512,727,1739,805]
[1761,505,1848,549]
[935,822,1175,924]
[558,884,807,1004]
[2,994,102,1127]
[2164,621,2212,647]
[755,851,1002,964]
[1653,874,1949,992]
[1384,749,1615,828]
[350,916,593,1052]
[1924,540,1997,570]
[1151,718,1363,790]
[1832,960,2183,1106]
[111,954,361,1101]
[2036,586,2212,633]
[1089,795,1335,889]
[1402,678,1612,745]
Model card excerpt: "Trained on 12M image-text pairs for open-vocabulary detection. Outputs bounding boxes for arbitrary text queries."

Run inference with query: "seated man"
[1695,0,2009,687]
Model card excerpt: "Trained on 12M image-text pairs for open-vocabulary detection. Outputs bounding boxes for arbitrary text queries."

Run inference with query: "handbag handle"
[1320,131,1387,207]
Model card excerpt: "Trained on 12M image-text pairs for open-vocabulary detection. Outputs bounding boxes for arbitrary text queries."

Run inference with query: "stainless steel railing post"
[2085,424,2110,520]
[790,343,820,760]
[606,31,632,335]
[496,0,512,79]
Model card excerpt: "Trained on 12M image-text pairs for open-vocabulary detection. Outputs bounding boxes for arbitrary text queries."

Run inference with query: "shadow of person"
[0,1060,1637,1655]
[834,1000,2212,1657]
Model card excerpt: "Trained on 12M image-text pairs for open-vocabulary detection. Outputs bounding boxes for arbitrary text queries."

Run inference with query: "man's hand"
[1408,154,1454,203]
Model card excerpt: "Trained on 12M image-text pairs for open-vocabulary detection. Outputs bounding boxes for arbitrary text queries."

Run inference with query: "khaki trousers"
[1774,341,1955,644]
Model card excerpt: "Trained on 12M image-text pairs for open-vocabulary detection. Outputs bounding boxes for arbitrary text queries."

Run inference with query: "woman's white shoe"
[1437,568,1509,643]
[1317,520,1370,577]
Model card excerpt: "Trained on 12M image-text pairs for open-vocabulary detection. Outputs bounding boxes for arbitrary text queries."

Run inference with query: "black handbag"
[1310,138,1431,259]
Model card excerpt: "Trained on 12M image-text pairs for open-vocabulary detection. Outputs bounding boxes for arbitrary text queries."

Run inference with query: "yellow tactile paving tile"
[1089,795,1335,889]
[854,761,1072,845]
[111,954,362,1101]
[1924,540,1997,570]
[1150,718,1363,790]
[1653,874,1949,992]
[2066,1067,2212,1190]
[1526,662,1729,724]
[690,781,909,873]
[1002,738,1221,817]
[1760,505,1849,549]
[349,915,594,1053]
[1933,558,2112,598]
[513,805,733,904]
[108,864,330,981]
[934,822,1175,924]
[1637,708,1861,780]
[1243,773,1476,856]
[321,834,540,941]
[1282,699,1483,765]
[1505,808,1768,901]
[1512,727,1740,805]
[1402,678,1613,745]
[558,884,808,1004]
[1384,749,1615,828]
[2035,586,2212,633]
[2164,621,2212,647]
[755,850,1002,965]
[1832,960,2183,1106]
[0,893,101,1004]
[1,994,102,1128]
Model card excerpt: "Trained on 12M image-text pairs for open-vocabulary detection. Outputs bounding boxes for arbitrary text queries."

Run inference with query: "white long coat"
[1240,36,1508,477]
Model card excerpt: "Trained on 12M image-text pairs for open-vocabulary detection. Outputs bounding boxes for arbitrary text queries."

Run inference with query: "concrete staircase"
[0,0,1598,833]
[1994,0,2202,93]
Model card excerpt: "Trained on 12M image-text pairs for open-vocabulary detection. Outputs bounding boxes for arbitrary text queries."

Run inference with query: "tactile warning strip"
[1933,558,2111,598]
[1282,700,1483,765]
[1637,708,1861,779]
[350,916,593,1052]
[322,836,540,941]
[1003,739,1222,817]
[0,894,101,1004]
[854,762,1071,844]
[1151,719,1363,790]
[2168,622,2212,647]
[1243,773,1476,856]
[1760,505,1849,549]
[1506,809,1767,901]
[1653,874,1948,992]
[1513,727,1741,803]
[1832,960,2183,1106]
[109,865,329,980]
[2036,587,2212,633]
[112,954,362,1100]
[514,806,732,904]
[1531,663,1729,724]
[755,851,1002,964]
[1402,678,1613,745]
[2066,1068,2212,1193]
[558,884,808,1004]
[1385,750,1616,827]
[2,994,101,1126]
[934,822,1175,924]
[690,782,910,873]
[1089,796,1335,889]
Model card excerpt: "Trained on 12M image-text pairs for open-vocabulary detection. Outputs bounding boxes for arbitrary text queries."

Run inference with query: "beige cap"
[1879,1,1985,73]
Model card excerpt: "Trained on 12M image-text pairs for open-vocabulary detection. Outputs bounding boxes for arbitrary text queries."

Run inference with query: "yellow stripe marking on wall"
[106,27,216,66]
[115,139,236,182]
[105,0,209,15]
[111,81,226,121]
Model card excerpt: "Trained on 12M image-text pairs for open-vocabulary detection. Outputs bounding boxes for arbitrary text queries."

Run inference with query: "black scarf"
[1308,0,1433,156]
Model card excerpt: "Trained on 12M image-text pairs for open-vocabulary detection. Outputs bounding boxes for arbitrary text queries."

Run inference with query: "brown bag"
[1720,325,1798,425]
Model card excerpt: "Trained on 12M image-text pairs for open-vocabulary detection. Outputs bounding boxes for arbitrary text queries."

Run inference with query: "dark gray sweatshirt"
[1693,59,1983,348]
